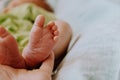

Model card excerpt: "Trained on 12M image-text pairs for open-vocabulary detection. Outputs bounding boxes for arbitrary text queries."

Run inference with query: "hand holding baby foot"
[22,15,59,69]
[0,52,54,80]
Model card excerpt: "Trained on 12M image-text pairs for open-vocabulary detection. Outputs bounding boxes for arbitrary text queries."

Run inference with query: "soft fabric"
[47,0,120,80]
[0,3,56,52]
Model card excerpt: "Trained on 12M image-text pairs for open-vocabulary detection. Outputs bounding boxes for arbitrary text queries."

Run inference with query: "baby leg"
[0,27,25,68]
[22,15,59,69]
[53,20,72,69]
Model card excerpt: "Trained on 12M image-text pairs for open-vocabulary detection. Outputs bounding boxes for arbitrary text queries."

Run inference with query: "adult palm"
[0,53,54,80]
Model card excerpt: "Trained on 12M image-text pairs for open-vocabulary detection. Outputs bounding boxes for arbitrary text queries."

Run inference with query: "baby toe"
[46,21,55,29]
[54,30,59,36]
[34,15,45,28]
[0,26,9,38]
[54,36,59,41]
[52,25,57,31]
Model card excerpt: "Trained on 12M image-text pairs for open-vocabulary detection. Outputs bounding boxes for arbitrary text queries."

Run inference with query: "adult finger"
[40,51,54,74]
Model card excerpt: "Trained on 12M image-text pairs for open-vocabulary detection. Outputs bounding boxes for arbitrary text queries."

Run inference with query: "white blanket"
[47,0,120,80]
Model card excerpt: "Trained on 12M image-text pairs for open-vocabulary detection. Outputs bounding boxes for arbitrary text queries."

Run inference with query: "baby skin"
[0,15,59,69]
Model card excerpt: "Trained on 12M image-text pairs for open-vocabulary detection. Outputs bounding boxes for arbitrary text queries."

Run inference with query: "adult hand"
[0,52,54,80]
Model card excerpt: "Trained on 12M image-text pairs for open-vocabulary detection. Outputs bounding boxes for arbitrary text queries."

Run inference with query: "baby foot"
[0,26,25,68]
[22,15,59,69]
